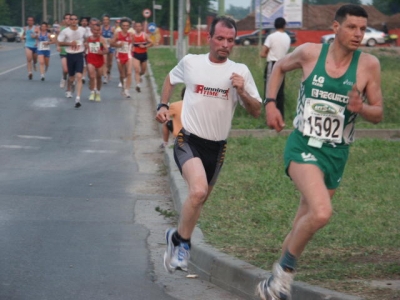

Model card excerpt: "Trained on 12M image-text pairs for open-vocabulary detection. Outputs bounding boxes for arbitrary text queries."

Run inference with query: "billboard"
[255,0,303,28]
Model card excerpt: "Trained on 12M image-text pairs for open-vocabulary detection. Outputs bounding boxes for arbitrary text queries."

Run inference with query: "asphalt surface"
[0,41,243,300]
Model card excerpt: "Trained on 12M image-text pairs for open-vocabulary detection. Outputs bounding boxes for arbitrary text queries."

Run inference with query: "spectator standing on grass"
[155,16,262,274]
[159,87,185,149]
[260,17,290,119]
[257,4,383,300]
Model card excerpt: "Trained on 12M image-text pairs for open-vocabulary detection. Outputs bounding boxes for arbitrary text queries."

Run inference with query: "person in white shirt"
[155,16,262,274]
[260,17,291,118]
[57,14,89,107]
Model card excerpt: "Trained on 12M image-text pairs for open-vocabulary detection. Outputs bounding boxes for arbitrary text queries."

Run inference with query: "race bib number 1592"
[303,99,345,144]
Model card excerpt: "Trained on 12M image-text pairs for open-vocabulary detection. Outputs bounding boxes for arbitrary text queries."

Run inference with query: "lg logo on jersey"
[312,75,325,87]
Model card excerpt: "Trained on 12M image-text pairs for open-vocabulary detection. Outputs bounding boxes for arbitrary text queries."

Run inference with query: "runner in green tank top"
[257,4,383,300]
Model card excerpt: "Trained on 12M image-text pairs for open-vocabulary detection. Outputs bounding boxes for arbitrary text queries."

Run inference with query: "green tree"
[373,0,400,15]
[0,0,11,25]
[226,4,251,20]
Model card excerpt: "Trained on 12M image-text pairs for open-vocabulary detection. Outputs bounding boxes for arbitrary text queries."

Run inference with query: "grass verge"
[199,136,400,300]
[148,46,400,299]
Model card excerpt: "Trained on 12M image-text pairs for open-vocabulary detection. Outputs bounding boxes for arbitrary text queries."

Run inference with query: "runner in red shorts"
[86,24,109,102]
[110,18,133,98]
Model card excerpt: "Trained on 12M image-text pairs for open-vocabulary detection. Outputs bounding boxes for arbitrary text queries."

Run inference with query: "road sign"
[148,22,157,33]
[143,8,151,18]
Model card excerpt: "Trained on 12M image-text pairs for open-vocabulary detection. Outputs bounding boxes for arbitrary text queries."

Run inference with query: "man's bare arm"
[155,74,174,123]
[347,54,383,124]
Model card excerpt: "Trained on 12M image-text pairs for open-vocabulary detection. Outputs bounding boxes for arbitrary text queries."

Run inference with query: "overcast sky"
[223,0,372,9]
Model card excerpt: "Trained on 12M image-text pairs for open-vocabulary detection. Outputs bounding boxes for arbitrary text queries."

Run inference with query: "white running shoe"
[89,92,95,101]
[257,263,294,300]
[65,91,73,98]
[95,93,101,102]
[124,89,131,98]
[103,76,107,84]
[163,228,190,273]
[60,78,66,88]
[118,82,122,88]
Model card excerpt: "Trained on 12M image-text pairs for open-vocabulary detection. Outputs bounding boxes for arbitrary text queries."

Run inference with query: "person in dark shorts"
[257,5,384,300]
[57,13,90,107]
[132,22,153,92]
[155,16,262,274]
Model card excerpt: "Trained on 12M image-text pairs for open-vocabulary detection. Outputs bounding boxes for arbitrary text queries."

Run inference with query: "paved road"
[0,42,243,300]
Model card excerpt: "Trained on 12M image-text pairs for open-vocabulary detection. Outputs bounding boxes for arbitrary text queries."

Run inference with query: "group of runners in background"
[21,14,153,108]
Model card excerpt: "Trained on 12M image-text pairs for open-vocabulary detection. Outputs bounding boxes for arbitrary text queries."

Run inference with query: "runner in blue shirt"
[36,22,56,81]
[22,16,38,80]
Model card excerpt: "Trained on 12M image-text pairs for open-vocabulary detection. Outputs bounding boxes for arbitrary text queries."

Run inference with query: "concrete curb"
[148,62,365,300]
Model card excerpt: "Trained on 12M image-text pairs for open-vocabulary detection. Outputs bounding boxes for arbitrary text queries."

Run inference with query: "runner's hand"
[155,107,170,123]
[347,84,363,113]
[230,72,245,95]
[265,102,285,132]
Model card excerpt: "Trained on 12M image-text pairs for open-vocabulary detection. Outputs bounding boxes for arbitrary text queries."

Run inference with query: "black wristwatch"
[157,103,169,111]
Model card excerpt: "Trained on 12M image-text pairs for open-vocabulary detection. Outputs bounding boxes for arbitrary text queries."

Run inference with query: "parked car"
[11,26,23,42]
[320,27,387,47]
[235,29,297,46]
[0,26,18,42]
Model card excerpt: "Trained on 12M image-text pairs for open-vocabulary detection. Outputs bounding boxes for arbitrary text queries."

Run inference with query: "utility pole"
[153,0,156,23]
[43,0,48,21]
[21,0,25,26]
[169,0,173,49]
[69,0,73,13]
[197,5,201,47]
[218,0,224,16]
[53,0,57,22]
[177,0,184,60]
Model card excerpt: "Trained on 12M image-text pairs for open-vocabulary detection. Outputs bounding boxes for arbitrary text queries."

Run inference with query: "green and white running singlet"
[284,44,361,189]
[294,43,361,145]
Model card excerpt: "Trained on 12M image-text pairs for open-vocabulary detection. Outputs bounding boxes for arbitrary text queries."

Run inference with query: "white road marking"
[0,145,39,149]
[89,139,124,144]
[17,135,52,140]
[81,150,117,154]
[32,97,64,108]
[0,63,26,76]
[0,53,57,76]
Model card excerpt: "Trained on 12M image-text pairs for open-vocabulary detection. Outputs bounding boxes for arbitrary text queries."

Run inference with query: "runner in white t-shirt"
[156,16,262,274]
[57,14,89,107]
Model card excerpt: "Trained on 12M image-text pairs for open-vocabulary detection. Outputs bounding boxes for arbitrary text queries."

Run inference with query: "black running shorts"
[173,128,227,186]
[66,52,84,76]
